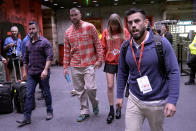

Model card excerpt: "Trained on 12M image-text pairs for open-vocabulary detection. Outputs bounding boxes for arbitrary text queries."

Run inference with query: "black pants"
[187,55,196,80]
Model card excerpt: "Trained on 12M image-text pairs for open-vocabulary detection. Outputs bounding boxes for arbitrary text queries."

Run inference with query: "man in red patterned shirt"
[64,8,103,122]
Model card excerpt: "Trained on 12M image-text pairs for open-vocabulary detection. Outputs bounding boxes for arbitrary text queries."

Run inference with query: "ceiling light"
[132,1,136,4]
[150,1,155,4]
[73,1,77,4]
[95,3,99,7]
[114,3,118,6]
[44,0,49,1]
[60,6,64,8]
[167,0,184,1]
[77,5,81,8]
[86,12,90,16]
[53,3,58,6]
[92,0,97,2]
[114,0,118,1]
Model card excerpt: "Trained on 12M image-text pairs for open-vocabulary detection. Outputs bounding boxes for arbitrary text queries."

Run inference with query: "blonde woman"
[101,13,130,124]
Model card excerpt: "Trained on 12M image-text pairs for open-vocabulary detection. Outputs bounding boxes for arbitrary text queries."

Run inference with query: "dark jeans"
[187,55,196,80]
[24,71,53,119]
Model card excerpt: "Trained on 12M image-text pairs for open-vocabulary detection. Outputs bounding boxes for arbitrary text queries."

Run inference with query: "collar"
[73,20,83,29]
[31,35,42,43]
[144,29,155,44]
[133,31,149,45]
[11,36,18,41]
[131,29,155,48]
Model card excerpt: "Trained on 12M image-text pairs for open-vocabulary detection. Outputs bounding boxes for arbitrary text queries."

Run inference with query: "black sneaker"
[16,119,31,127]
[116,108,121,119]
[46,112,53,120]
[184,81,195,85]
[107,112,114,124]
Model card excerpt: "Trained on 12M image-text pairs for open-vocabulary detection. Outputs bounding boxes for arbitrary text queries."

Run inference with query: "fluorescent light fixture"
[53,3,58,6]
[150,1,154,4]
[177,21,193,25]
[167,0,183,1]
[60,6,64,8]
[73,1,77,4]
[44,0,49,1]
[114,0,118,1]
[92,0,97,2]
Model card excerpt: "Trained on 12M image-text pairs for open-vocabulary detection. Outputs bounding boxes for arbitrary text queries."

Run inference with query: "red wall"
[59,45,64,65]
[0,0,43,38]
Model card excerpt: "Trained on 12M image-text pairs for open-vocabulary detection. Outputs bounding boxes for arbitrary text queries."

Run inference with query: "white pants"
[125,95,165,131]
[71,66,98,115]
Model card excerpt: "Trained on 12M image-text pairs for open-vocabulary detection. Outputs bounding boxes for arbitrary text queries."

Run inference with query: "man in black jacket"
[161,24,173,45]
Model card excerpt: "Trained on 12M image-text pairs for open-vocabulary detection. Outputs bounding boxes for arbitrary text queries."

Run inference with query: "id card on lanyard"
[130,38,152,94]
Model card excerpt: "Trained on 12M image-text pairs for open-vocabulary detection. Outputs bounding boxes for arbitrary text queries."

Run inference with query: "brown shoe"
[16,118,31,127]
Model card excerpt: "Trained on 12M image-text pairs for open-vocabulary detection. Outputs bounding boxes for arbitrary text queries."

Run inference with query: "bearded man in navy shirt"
[116,8,180,131]
[16,21,53,127]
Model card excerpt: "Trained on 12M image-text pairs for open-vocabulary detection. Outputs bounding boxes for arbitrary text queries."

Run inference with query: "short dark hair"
[125,8,146,19]
[70,7,80,13]
[29,21,39,28]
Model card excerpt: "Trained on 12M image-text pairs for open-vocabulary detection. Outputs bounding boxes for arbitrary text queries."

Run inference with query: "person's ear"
[144,19,149,28]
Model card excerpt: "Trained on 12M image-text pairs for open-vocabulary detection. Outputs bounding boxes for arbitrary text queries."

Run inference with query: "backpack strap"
[121,40,130,98]
[122,40,129,59]
[121,40,130,69]
[154,35,166,76]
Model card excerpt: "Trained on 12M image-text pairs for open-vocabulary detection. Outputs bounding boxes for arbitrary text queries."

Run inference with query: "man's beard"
[132,27,145,41]
[29,33,34,38]
[72,19,80,25]
[29,33,36,38]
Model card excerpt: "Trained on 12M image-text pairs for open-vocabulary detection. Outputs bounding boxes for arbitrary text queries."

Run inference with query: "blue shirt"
[117,30,180,105]
[22,35,30,57]
[24,36,53,75]
[4,37,22,57]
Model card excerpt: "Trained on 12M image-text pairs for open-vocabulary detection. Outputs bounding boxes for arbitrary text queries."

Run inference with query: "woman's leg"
[106,72,115,124]
[107,72,115,106]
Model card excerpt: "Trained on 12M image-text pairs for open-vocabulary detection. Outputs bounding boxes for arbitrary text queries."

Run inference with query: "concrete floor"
[0,66,196,131]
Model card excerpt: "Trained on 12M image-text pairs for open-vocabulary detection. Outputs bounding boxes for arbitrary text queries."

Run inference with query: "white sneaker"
[70,89,77,96]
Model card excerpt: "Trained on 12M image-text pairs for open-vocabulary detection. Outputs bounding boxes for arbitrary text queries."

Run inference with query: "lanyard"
[130,38,145,76]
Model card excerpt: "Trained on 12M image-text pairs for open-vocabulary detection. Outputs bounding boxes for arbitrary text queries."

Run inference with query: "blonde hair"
[107,13,125,40]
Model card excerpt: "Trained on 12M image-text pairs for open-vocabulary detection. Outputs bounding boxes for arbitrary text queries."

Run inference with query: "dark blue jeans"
[24,71,53,119]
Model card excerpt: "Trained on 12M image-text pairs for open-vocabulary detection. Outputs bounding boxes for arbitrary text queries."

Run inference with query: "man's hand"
[64,68,69,77]
[94,61,102,69]
[164,103,176,117]
[116,98,123,109]
[41,69,48,80]
[22,70,27,80]
[9,43,15,47]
